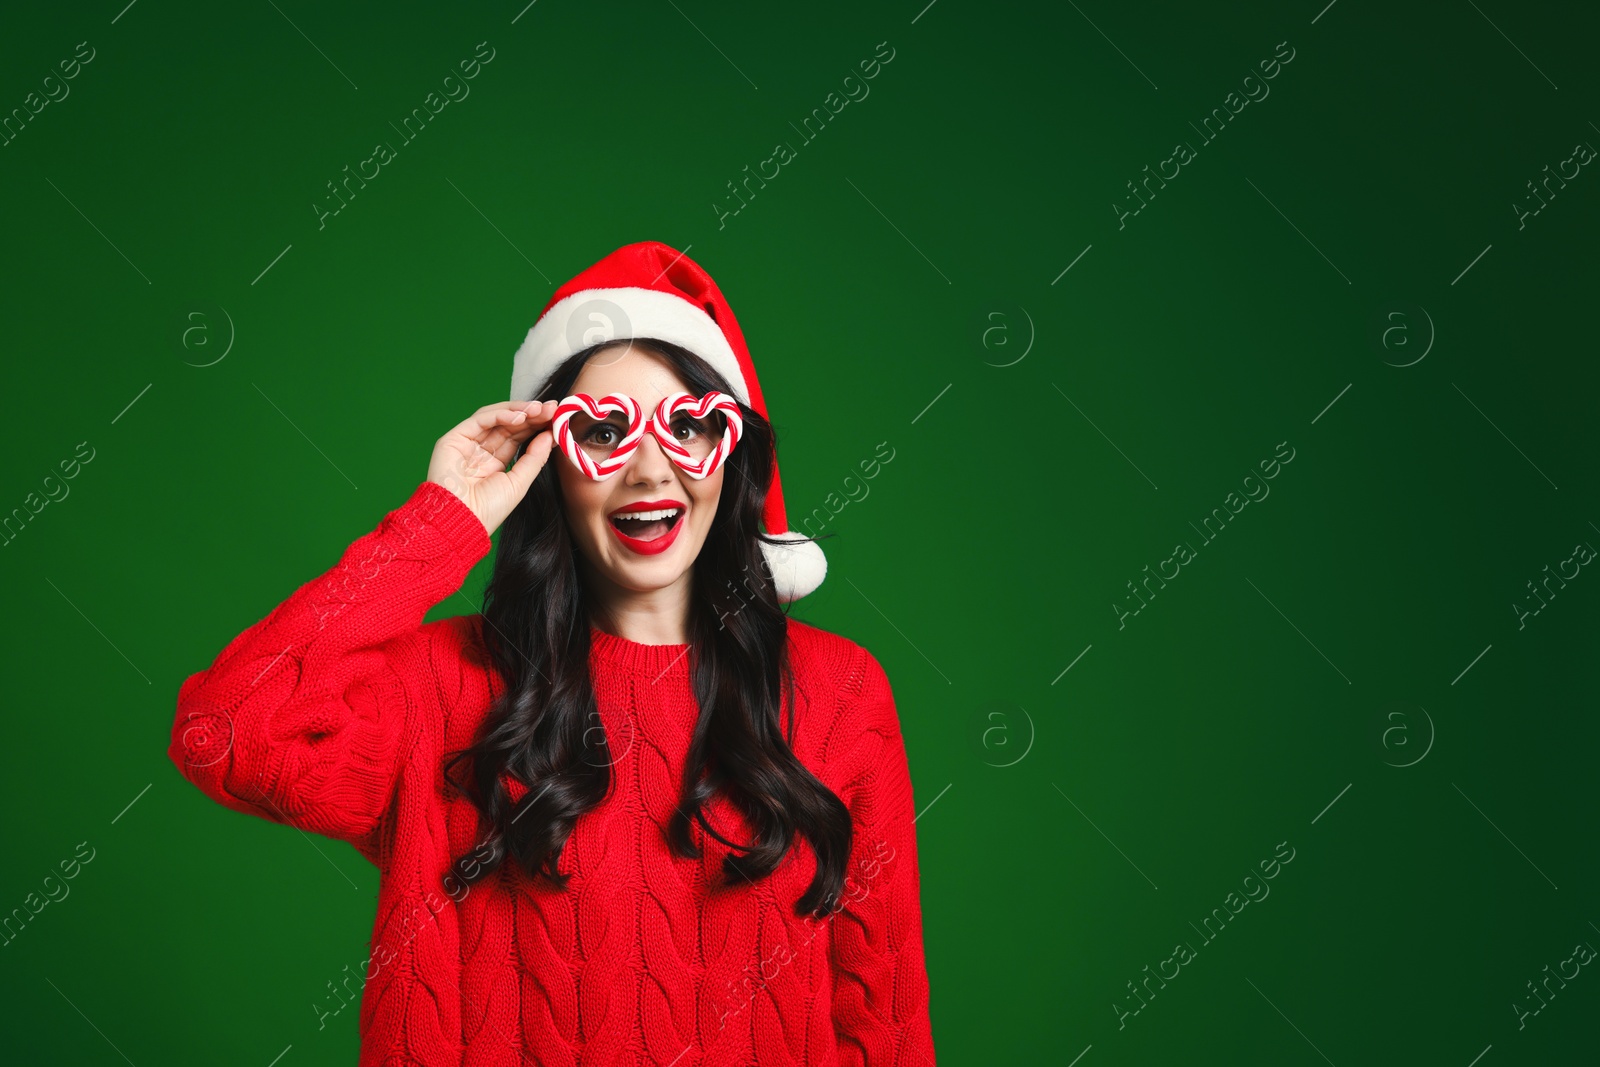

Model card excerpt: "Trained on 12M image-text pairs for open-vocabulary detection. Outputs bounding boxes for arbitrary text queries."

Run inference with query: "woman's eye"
[673,418,706,440]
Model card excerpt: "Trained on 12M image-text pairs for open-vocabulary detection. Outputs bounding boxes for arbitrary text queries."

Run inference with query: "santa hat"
[509,241,826,602]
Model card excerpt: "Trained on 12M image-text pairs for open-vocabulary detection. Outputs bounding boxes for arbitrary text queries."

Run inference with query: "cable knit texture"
[168,481,936,1066]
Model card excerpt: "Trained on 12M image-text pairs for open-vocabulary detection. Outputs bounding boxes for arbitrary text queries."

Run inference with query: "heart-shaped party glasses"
[549,392,743,481]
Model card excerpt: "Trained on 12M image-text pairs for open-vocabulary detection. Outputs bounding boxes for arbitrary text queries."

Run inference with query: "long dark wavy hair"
[441,338,850,919]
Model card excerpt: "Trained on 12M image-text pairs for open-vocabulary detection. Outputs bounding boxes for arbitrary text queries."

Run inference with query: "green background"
[2,0,1597,1063]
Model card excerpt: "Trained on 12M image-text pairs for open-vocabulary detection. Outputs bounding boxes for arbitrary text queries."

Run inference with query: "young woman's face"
[555,343,727,599]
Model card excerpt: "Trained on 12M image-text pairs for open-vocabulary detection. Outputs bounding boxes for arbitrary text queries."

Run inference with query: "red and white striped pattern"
[552,391,744,481]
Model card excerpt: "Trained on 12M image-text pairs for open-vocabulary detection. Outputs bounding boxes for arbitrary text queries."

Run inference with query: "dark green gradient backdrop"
[2,0,1597,1063]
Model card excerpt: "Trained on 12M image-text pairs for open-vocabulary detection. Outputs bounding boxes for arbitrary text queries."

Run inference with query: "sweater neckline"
[588,624,693,677]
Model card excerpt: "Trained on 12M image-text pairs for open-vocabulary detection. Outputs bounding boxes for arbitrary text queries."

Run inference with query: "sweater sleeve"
[830,648,937,1065]
[167,480,491,845]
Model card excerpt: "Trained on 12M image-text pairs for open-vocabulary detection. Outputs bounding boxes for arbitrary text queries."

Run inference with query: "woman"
[168,241,935,1066]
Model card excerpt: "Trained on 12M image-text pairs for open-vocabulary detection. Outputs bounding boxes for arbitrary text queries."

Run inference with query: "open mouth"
[608,507,684,543]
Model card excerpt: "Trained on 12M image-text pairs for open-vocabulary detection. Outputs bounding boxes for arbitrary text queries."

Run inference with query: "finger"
[454,403,548,455]
[443,401,547,443]
[507,400,561,425]
[503,429,554,498]
[461,410,551,472]
[501,399,560,425]
[483,422,539,467]
[475,406,553,459]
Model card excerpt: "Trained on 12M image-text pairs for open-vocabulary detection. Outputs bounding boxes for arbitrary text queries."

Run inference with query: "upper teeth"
[616,508,681,521]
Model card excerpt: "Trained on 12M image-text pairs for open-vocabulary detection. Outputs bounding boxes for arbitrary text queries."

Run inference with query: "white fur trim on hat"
[511,286,750,405]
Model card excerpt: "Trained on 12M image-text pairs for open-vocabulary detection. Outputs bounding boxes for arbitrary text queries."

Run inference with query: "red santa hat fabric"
[509,241,826,602]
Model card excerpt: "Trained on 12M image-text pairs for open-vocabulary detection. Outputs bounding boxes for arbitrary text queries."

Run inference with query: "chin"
[598,540,687,575]
[610,562,690,592]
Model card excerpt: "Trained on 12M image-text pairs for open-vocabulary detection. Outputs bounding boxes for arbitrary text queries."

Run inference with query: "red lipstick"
[607,499,687,556]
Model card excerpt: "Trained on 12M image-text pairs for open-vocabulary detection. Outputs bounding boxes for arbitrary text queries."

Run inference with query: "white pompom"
[760,534,828,603]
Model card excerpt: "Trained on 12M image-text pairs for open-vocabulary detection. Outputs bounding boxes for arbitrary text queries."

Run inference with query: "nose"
[623,429,676,486]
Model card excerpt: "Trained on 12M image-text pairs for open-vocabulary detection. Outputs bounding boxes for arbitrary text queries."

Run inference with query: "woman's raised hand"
[427,400,560,537]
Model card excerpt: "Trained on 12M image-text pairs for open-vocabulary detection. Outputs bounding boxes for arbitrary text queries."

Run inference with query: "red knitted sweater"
[168,480,936,1066]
